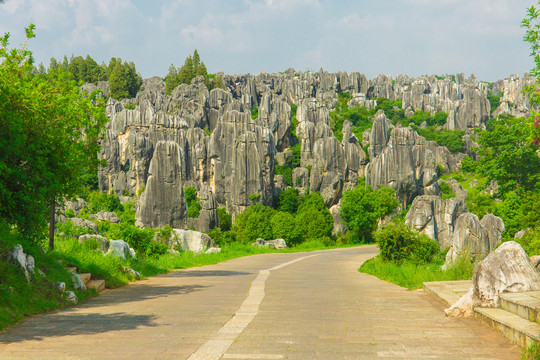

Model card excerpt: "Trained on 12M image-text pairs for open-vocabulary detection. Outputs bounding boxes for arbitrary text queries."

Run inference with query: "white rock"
[70,272,87,291]
[445,241,540,317]
[65,291,78,304]
[55,282,66,292]
[205,247,222,254]
[25,255,35,276]
[78,234,110,253]
[9,245,30,281]
[107,240,132,261]
[170,229,215,253]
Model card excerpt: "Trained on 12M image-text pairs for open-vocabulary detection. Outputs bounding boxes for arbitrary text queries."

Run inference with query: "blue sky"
[0,0,535,81]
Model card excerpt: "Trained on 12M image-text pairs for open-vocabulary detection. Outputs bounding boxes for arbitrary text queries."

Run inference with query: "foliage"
[290,103,299,138]
[107,57,142,100]
[250,105,258,119]
[476,115,540,196]
[515,228,540,256]
[295,192,333,241]
[405,111,448,127]
[271,211,302,245]
[466,189,497,219]
[359,252,474,290]
[460,155,477,173]
[217,208,232,232]
[233,204,276,243]
[87,191,123,213]
[340,182,399,243]
[412,125,465,153]
[184,187,201,218]
[48,54,107,84]
[275,163,293,186]
[165,50,211,94]
[375,222,439,264]
[0,25,108,242]
[439,182,456,200]
[487,94,501,114]
[275,187,300,214]
[495,190,540,240]
[249,193,261,201]
[0,220,91,331]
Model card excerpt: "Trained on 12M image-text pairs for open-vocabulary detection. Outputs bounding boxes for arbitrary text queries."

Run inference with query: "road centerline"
[187,254,319,360]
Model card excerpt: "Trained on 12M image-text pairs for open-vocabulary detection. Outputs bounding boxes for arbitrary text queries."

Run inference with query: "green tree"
[275,187,300,213]
[0,24,108,248]
[107,58,142,100]
[271,211,301,245]
[476,115,540,195]
[233,204,276,243]
[295,192,333,241]
[340,183,399,243]
[165,64,180,95]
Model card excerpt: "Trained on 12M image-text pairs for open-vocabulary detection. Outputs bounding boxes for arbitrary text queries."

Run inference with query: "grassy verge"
[54,237,355,288]
[0,224,93,331]
[2,232,353,331]
[359,254,474,290]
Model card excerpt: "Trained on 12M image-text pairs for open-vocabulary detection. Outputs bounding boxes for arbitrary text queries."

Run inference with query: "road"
[0,245,520,359]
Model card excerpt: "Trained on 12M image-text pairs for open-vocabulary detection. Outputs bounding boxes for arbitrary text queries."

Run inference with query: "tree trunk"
[49,197,55,251]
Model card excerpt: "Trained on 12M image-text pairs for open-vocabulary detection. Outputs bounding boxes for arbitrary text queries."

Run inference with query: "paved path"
[0,245,520,359]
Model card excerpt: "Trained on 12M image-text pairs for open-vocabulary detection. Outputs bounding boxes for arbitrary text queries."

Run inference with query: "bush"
[439,182,456,200]
[461,155,477,173]
[375,222,439,264]
[87,191,124,213]
[271,211,302,245]
[233,204,276,243]
[340,182,399,243]
[275,187,300,214]
[295,193,333,241]
[217,208,232,232]
[184,187,201,218]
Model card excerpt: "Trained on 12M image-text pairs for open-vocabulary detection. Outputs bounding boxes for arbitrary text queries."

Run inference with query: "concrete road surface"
[0,245,520,359]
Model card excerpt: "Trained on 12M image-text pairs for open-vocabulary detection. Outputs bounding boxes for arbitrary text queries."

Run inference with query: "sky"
[0,0,536,82]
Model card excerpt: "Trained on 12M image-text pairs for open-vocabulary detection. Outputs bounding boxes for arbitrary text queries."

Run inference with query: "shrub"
[184,187,201,218]
[439,182,456,200]
[275,187,300,214]
[460,155,477,173]
[340,183,399,243]
[233,204,276,243]
[271,211,302,246]
[217,208,232,232]
[275,163,293,187]
[88,191,124,213]
[296,192,333,241]
[375,222,439,264]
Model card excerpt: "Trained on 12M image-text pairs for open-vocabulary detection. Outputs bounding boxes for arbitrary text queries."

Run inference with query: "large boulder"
[330,203,346,236]
[135,141,188,228]
[169,229,216,253]
[445,241,540,317]
[480,214,505,251]
[252,238,287,250]
[78,234,110,253]
[91,211,121,224]
[9,245,34,281]
[64,198,89,215]
[70,218,99,234]
[444,213,489,265]
[405,195,467,249]
[107,240,136,261]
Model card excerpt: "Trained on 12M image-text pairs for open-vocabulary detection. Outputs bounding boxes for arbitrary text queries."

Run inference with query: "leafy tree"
[233,204,276,243]
[375,222,439,264]
[271,211,302,245]
[295,192,333,241]
[108,58,142,100]
[0,24,108,247]
[275,187,300,213]
[217,207,232,232]
[184,187,201,218]
[340,182,399,243]
[165,64,180,95]
[475,115,540,195]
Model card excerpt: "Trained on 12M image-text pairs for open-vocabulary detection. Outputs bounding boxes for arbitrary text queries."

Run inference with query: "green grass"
[0,223,93,331]
[359,254,474,290]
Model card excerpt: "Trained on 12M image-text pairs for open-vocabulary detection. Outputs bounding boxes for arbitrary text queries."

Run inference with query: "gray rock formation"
[9,245,34,281]
[135,141,187,228]
[78,234,110,253]
[70,218,99,234]
[107,240,136,261]
[70,273,86,291]
[90,211,121,223]
[252,238,288,249]
[330,203,346,236]
[445,241,540,317]
[444,213,489,265]
[169,229,216,253]
[480,214,505,252]
[404,195,468,249]
[365,126,449,205]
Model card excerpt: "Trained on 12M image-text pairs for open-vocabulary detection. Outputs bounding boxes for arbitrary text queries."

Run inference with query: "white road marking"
[222,354,284,359]
[187,254,319,360]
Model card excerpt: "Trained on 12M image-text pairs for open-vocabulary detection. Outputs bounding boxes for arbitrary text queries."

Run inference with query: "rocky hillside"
[83,70,534,232]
